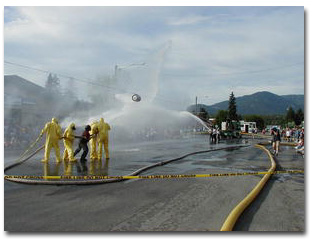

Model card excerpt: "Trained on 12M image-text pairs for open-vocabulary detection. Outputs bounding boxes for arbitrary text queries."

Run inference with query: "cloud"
[4,6,304,108]
[167,15,213,26]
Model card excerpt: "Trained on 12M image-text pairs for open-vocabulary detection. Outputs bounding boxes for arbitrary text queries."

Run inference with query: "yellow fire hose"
[220,144,276,231]
[5,139,303,231]
[16,134,43,162]
[4,145,45,173]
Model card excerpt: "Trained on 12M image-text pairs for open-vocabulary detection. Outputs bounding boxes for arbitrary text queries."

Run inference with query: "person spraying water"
[40,117,62,163]
[74,125,92,162]
[98,118,111,160]
[90,121,99,160]
[63,123,77,162]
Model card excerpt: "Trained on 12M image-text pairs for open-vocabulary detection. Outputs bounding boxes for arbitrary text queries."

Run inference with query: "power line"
[4,60,184,106]
[4,60,130,93]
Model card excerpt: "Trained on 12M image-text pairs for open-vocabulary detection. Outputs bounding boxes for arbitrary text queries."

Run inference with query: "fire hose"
[4,140,303,231]
[4,144,250,185]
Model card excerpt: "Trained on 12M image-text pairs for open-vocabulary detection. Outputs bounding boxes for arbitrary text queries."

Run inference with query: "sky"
[4,6,304,109]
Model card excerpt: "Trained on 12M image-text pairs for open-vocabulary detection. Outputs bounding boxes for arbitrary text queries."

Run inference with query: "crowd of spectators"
[294,127,304,156]
[280,126,305,156]
[4,123,42,150]
[263,126,304,157]
[280,127,304,143]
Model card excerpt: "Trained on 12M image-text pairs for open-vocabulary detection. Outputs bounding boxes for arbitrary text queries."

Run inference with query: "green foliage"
[243,114,265,130]
[228,92,238,121]
[262,115,286,126]
[286,107,295,122]
[215,110,228,127]
[294,108,304,126]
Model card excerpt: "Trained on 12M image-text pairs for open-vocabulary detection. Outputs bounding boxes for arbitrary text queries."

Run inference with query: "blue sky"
[4,6,304,108]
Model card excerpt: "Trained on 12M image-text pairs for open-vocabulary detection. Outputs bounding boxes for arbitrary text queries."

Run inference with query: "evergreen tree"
[294,108,304,125]
[243,114,265,130]
[286,106,295,122]
[45,73,60,93]
[228,92,238,121]
[215,110,228,128]
[227,92,238,131]
[45,73,53,89]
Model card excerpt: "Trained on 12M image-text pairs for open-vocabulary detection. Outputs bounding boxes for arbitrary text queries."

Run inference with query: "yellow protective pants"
[63,140,76,161]
[44,141,61,163]
[98,138,109,159]
[90,138,98,159]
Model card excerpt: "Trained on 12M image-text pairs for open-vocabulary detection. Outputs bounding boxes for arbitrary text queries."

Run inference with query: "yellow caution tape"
[4,170,304,180]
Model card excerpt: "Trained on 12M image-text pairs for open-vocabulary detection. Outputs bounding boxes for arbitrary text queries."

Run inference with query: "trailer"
[240,121,257,133]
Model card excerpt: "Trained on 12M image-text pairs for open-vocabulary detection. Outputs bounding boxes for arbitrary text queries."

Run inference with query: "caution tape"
[4,170,304,181]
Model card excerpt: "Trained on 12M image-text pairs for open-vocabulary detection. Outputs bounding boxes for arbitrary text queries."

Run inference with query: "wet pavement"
[4,135,305,231]
[4,135,248,184]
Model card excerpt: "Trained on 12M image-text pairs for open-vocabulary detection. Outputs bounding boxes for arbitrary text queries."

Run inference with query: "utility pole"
[195,96,198,115]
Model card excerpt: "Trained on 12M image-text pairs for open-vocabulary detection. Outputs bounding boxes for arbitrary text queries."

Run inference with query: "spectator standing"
[272,128,281,156]
[286,128,291,142]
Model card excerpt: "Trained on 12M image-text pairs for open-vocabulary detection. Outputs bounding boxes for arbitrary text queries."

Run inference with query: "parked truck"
[221,121,241,139]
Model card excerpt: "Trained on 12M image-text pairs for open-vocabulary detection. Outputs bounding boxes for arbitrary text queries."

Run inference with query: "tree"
[45,73,60,93]
[244,114,265,130]
[286,106,295,123]
[294,108,304,126]
[215,110,228,127]
[262,115,286,126]
[198,107,208,120]
[228,92,238,121]
[227,92,239,130]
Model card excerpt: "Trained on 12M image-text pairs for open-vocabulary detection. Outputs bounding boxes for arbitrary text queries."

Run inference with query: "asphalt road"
[4,136,304,231]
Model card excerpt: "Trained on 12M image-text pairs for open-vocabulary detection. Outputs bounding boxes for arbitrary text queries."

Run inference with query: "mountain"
[187,91,304,115]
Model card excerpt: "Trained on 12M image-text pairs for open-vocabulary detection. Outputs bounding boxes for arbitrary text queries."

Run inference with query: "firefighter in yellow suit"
[98,118,111,160]
[63,123,77,162]
[40,117,62,163]
[90,121,99,160]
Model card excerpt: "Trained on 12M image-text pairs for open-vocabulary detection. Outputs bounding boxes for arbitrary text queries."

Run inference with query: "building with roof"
[4,75,48,127]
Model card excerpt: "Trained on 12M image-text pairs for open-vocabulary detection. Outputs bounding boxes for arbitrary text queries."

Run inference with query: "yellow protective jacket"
[90,121,99,159]
[98,118,111,142]
[63,123,75,145]
[41,118,62,143]
[90,122,99,137]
